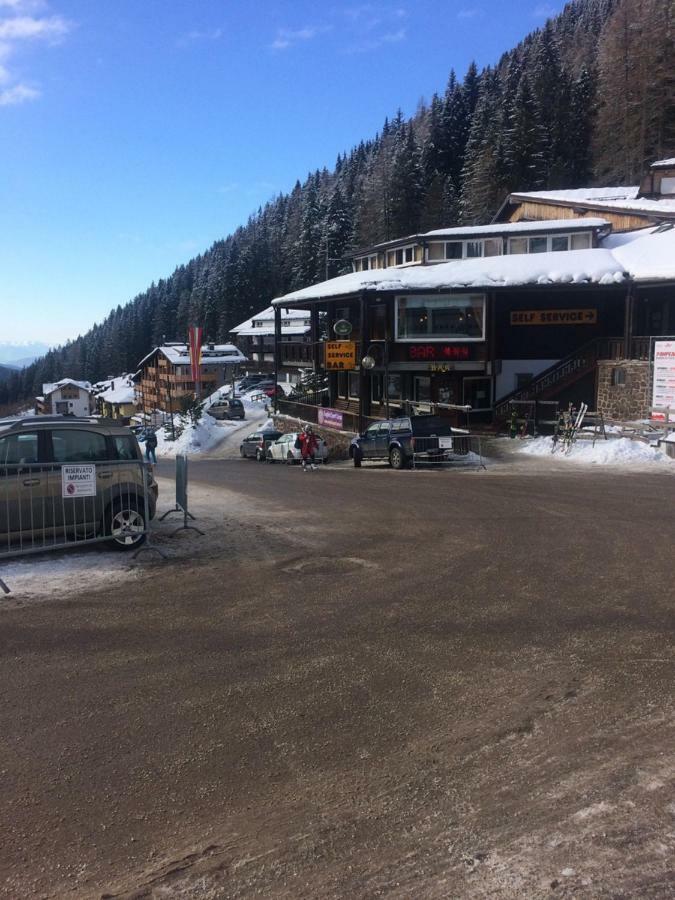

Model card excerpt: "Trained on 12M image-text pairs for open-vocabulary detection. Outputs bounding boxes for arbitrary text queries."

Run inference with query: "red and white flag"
[188,326,203,387]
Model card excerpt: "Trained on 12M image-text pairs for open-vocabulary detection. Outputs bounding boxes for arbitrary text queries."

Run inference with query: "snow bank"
[155,395,270,457]
[518,436,673,466]
[0,549,140,600]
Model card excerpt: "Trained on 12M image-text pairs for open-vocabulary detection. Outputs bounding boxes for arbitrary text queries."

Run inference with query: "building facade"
[136,343,247,415]
[230,306,312,382]
[36,379,95,417]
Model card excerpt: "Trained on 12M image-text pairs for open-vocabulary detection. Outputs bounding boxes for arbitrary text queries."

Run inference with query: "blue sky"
[0,0,565,346]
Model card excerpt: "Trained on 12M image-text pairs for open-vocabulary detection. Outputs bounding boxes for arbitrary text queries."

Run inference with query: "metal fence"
[410,434,485,470]
[0,459,156,591]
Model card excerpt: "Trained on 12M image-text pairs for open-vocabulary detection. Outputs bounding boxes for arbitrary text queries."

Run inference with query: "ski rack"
[552,402,588,454]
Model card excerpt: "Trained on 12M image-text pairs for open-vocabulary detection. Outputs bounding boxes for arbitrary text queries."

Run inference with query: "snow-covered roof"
[98,375,136,405]
[138,343,247,368]
[235,324,310,337]
[423,218,609,238]
[272,225,675,305]
[230,306,310,332]
[651,158,675,169]
[42,378,92,395]
[509,187,675,218]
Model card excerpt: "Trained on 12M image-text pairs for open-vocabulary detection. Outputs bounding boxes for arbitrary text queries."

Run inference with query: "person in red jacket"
[298,425,319,471]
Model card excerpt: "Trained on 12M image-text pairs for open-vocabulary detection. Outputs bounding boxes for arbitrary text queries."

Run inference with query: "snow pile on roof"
[96,374,136,405]
[512,186,675,216]
[272,224,675,305]
[273,249,626,304]
[138,343,247,368]
[42,378,92,395]
[230,306,310,335]
[518,436,673,466]
[424,218,609,238]
[651,158,675,168]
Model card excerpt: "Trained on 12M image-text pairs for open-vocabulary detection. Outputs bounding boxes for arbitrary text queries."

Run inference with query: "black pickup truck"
[349,415,468,469]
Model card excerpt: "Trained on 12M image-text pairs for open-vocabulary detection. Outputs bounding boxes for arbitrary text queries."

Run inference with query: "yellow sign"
[511,309,597,326]
[325,341,356,370]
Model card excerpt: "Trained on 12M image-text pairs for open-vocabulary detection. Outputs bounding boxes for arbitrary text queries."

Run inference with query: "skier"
[298,424,319,471]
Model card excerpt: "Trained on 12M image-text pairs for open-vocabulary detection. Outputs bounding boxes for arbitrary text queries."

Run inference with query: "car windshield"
[230,400,243,407]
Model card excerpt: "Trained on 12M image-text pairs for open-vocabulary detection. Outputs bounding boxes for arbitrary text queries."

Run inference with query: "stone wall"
[596,360,650,420]
[272,414,356,459]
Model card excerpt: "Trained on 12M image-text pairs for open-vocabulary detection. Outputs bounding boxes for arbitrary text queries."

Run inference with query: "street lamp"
[362,340,390,419]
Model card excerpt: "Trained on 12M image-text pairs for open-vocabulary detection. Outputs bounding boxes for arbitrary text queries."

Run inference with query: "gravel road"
[1,457,673,898]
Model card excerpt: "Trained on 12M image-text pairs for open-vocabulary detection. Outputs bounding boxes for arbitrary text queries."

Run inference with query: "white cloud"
[271,25,331,51]
[457,8,483,19]
[0,81,39,104]
[346,27,406,54]
[0,2,71,108]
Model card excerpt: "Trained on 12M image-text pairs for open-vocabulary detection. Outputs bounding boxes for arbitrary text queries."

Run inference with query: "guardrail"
[0,459,157,593]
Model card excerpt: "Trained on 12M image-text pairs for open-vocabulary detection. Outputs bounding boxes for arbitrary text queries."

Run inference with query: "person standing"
[298,424,319,471]
[145,428,158,464]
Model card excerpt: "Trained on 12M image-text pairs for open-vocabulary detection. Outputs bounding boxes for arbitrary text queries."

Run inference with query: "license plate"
[438,436,453,449]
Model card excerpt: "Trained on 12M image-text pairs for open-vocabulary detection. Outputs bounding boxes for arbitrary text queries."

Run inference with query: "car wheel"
[256,449,265,462]
[266,453,275,463]
[389,446,406,470]
[286,452,295,465]
[106,500,146,550]
[239,446,246,458]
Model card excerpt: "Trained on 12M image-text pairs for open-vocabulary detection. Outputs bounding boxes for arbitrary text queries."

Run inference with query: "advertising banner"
[510,309,597,326]
[318,408,344,430]
[325,341,356,370]
[651,340,675,420]
[61,465,96,498]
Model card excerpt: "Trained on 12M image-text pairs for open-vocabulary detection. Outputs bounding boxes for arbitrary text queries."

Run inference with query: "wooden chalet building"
[230,306,311,382]
[270,160,675,431]
[136,342,247,415]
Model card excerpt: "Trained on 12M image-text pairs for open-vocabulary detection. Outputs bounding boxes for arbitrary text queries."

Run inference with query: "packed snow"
[518,435,674,466]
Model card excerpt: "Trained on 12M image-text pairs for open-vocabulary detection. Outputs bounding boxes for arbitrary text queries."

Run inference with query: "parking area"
[1,460,674,898]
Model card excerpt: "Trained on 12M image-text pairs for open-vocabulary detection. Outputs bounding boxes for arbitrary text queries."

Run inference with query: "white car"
[266,432,329,464]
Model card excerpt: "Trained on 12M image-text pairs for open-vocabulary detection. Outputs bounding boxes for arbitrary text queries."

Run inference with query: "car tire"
[286,452,295,465]
[266,454,275,463]
[240,446,246,458]
[389,446,406,470]
[106,499,147,550]
[256,449,265,462]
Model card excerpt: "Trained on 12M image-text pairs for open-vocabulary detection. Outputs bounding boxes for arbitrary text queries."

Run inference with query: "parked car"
[266,432,329,464]
[262,383,285,398]
[350,415,467,469]
[239,429,283,461]
[237,374,268,392]
[206,398,245,420]
[0,415,158,549]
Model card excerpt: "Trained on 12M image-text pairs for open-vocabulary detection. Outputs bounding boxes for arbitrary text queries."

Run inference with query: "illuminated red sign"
[408,345,470,362]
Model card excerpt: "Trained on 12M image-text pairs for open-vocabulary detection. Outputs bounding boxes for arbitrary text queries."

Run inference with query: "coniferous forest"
[2,0,674,408]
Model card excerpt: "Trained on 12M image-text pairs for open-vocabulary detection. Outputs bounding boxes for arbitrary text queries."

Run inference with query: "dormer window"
[427,238,503,262]
[387,244,417,267]
[508,232,592,254]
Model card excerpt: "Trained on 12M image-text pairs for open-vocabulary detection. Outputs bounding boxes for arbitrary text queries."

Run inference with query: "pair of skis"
[552,402,587,454]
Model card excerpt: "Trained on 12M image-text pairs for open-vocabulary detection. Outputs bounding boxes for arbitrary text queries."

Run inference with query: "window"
[509,232,593,254]
[51,430,108,463]
[371,374,384,403]
[387,373,402,400]
[395,249,404,265]
[427,242,444,261]
[404,246,414,263]
[611,368,626,386]
[466,240,482,258]
[414,376,431,403]
[396,294,485,341]
[0,432,39,465]
[445,242,463,259]
[570,232,591,250]
[484,238,502,257]
[348,372,360,398]
[114,436,138,461]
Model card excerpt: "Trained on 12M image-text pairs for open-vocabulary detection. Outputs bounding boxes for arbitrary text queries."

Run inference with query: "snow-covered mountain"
[0,342,50,367]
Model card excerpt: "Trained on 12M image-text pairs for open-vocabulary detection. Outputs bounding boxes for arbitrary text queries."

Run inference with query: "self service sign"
[61,465,97,498]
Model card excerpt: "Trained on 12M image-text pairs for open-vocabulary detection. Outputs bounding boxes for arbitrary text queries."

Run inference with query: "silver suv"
[0,416,158,551]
